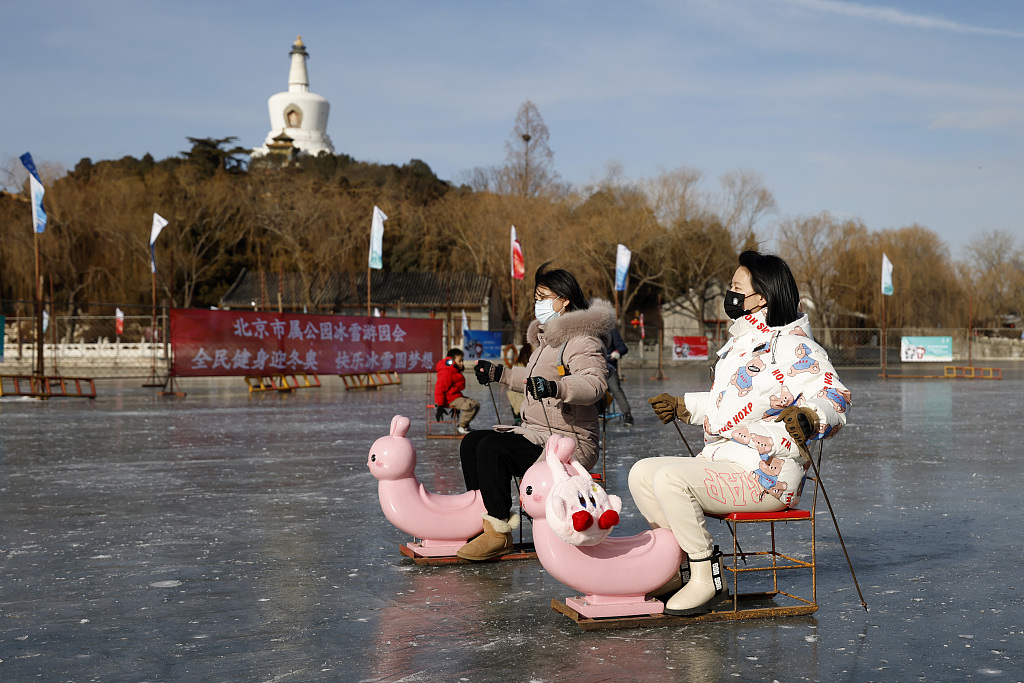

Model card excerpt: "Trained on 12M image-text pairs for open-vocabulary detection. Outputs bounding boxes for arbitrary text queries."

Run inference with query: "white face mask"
[535,298,561,324]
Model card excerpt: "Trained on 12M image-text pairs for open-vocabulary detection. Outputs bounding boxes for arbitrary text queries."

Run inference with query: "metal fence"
[633,326,1024,368]
[4,313,1023,379]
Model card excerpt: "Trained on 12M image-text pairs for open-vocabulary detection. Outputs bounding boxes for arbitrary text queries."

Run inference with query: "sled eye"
[370,454,376,462]
[525,486,533,495]
[589,494,596,506]
[577,493,587,507]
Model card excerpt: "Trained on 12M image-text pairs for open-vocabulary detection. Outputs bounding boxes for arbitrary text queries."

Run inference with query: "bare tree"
[776,212,870,331]
[499,100,560,198]
[572,173,667,329]
[717,169,777,249]
[964,230,1024,326]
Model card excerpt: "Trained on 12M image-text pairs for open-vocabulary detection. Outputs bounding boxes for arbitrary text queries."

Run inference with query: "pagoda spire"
[288,36,309,93]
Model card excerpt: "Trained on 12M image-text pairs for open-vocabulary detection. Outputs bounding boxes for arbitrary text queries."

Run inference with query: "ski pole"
[486,382,501,422]
[672,420,695,457]
[806,442,869,611]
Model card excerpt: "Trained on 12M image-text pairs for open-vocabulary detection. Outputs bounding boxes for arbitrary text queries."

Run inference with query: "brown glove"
[775,405,820,446]
[647,393,691,424]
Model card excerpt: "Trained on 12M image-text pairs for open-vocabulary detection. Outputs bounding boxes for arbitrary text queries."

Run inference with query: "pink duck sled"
[521,434,684,619]
[368,415,485,557]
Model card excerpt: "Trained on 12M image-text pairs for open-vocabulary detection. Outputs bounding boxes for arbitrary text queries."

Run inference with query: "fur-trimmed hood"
[527,298,615,348]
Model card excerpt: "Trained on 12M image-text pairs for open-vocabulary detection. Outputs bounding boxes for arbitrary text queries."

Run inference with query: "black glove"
[526,376,558,400]
[474,360,503,385]
[775,405,820,446]
[435,405,447,421]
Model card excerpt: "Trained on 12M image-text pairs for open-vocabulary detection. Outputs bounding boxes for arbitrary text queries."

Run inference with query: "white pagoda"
[252,36,334,158]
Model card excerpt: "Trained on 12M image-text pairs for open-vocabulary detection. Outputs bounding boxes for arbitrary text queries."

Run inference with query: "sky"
[3,0,1023,259]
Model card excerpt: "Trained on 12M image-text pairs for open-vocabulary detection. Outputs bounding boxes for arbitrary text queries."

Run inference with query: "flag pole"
[511,273,516,343]
[367,265,371,318]
[33,230,43,379]
[151,266,158,378]
[881,294,887,378]
[50,274,58,375]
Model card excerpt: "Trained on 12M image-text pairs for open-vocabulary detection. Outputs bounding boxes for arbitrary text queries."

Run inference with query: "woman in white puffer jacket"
[630,250,851,616]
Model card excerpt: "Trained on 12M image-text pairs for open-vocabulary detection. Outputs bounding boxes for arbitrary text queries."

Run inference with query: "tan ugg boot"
[456,514,519,561]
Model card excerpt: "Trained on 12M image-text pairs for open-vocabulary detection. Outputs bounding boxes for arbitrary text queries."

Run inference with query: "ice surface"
[1,368,1022,680]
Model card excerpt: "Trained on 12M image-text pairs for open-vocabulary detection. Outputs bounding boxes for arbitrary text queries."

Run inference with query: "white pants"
[628,456,786,559]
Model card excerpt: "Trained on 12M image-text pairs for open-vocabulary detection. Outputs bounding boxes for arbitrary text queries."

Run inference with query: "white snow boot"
[664,547,729,616]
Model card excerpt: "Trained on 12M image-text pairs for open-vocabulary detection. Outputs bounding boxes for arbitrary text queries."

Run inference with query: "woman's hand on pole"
[647,393,690,424]
[474,360,503,386]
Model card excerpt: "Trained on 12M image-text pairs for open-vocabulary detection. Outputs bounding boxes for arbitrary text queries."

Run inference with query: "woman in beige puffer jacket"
[456,264,614,561]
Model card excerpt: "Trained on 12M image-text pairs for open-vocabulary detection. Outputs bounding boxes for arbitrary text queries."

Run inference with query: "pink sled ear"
[553,436,576,464]
[545,435,570,483]
[390,415,411,438]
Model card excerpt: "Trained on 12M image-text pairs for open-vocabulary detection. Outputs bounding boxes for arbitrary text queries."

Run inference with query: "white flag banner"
[150,213,169,274]
[369,206,388,269]
[881,253,894,296]
[615,244,631,292]
[150,213,168,245]
[29,175,47,233]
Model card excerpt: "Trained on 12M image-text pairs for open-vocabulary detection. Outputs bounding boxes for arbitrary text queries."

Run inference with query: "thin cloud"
[929,109,1024,130]
[782,0,1024,39]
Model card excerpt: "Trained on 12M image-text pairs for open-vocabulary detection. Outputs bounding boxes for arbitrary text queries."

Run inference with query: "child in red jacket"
[434,348,480,434]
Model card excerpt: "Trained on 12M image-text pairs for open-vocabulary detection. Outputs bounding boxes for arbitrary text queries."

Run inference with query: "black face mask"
[724,290,757,320]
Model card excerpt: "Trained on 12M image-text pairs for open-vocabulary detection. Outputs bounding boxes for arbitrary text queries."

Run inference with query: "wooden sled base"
[399,542,537,566]
[551,593,818,631]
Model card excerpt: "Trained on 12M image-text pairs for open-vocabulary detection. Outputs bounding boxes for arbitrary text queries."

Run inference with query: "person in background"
[434,348,479,435]
[506,341,534,426]
[605,326,633,426]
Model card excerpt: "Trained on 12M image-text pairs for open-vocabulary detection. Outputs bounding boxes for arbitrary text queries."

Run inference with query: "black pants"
[460,430,543,519]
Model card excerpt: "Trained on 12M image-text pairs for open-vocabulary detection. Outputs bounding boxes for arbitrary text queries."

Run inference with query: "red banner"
[672,336,709,361]
[170,309,443,377]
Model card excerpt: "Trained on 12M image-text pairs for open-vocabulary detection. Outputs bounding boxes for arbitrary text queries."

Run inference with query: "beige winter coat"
[497,298,614,470]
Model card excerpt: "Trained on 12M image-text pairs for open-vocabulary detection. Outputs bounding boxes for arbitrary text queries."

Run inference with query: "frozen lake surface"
[1,366,1022,681]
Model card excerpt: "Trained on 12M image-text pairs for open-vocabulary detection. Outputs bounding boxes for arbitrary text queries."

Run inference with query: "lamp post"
[521,133,531,197]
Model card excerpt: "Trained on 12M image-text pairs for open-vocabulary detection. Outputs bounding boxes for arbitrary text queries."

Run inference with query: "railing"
[491,325,1024,368]
[3,314,171,379]
[637,327,1024,367]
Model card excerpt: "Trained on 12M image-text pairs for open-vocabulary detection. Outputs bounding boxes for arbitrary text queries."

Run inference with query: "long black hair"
[534,262,589,311]
[738,250,800,327]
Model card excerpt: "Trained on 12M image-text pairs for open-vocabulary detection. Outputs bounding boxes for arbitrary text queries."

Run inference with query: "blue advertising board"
[463,330,503,361]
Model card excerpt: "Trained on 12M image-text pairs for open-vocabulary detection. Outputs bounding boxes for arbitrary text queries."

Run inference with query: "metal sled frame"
[245,372,321,393]
[0,374,96,399]
[553,448,823,630]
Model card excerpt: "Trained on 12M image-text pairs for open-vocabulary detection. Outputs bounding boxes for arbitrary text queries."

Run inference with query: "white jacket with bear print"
[682,309,850,509]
